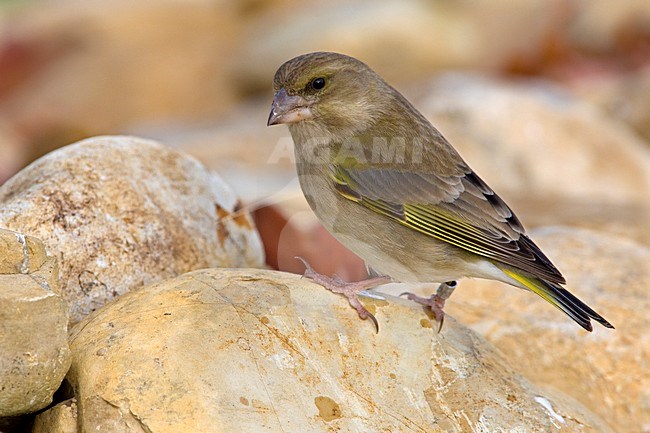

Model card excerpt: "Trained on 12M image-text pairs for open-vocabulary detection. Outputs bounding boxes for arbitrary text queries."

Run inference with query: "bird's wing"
[331,164,566,284]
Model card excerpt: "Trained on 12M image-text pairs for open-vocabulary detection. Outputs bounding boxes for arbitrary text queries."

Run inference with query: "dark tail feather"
[501,269,614,332]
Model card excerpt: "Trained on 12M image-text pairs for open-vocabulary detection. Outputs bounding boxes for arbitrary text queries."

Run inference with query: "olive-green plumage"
[268,52,613,332]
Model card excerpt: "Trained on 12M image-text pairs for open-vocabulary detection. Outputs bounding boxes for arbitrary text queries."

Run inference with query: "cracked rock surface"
[444,227,650,433]
[0,135,264,324]
[0,228,70,417]
[31,398,77,433]
[57,268,612,433]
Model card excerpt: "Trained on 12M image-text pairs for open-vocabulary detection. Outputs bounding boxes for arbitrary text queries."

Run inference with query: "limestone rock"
[159,100,297,204]
[66,268,612,433]
[413,73,650,204]
[567,0,650,53]
[438,227,648,433]
[0,227,46,274]
[0,0,240,147]
[236,0,566,94]
[32,398,78,433]
[571,67,650,144]
[510,196,650,247]
[0,229,69,417]
[0,136,264,323]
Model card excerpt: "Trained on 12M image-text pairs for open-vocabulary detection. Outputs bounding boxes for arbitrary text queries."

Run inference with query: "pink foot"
[400,281,457,332]
[296,257,391,332]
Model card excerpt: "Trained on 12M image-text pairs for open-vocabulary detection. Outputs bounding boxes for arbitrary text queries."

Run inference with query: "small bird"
[267,52,613,333]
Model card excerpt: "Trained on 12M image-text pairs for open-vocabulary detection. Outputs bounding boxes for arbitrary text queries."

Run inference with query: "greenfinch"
[267,52,613,332]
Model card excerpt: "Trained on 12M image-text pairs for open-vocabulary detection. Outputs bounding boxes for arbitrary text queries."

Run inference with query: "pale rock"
[66,268,612,433]
[155,100,298,204]
[413,73,650,203]
[236,0,566,92]
[567,0,650,52]
[510,196,650,247]
[413,73,650,205]
[0,229,70,417]
[570,66,650,144]
[428,226,648,433]
[31,398,78,433]
[0,227,46,274]
[0,0,240,144]
[0,136,264,323]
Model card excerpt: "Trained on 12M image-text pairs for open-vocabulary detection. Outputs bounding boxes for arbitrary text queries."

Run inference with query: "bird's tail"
[500,269,614,332]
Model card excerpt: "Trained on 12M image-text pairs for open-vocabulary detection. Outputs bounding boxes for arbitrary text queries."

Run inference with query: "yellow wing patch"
[330,166,546,274]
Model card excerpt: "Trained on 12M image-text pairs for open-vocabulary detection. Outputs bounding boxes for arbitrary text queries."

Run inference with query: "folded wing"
[331,164,566,284]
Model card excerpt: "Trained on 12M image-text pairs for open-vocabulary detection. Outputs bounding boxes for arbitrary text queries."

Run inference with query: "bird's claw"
[295,256,389,333]
[400,281,457,333]
[345,291,379,333]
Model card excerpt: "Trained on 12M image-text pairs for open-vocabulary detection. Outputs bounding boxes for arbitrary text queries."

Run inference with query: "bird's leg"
[400,281,457,332]
[295,257,391,332]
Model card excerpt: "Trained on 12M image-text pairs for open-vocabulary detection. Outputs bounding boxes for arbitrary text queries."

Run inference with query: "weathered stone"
[237,0,567,94]
[0,0,241,148]
[0,135,264,323]
[571,67,650,145]
[0,228,47,274]
[413,73,650,204]
[0,232,69,417]
[510,196,650,247]
[567,0,650,53]
[408,227,647,433]
[32,398,78,433]
[66,268,612,433]
[161,101,297,204]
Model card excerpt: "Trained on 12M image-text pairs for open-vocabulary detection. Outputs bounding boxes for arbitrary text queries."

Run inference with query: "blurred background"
[1,0,649,277]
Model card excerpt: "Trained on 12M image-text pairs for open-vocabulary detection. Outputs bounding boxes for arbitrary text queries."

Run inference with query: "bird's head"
[267,52,388,137]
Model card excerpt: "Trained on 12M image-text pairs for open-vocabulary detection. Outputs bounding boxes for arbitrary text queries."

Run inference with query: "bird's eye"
[310,77,326,90]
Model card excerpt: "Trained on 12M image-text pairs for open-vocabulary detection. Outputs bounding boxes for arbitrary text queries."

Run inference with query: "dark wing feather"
[332,165,565,284]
